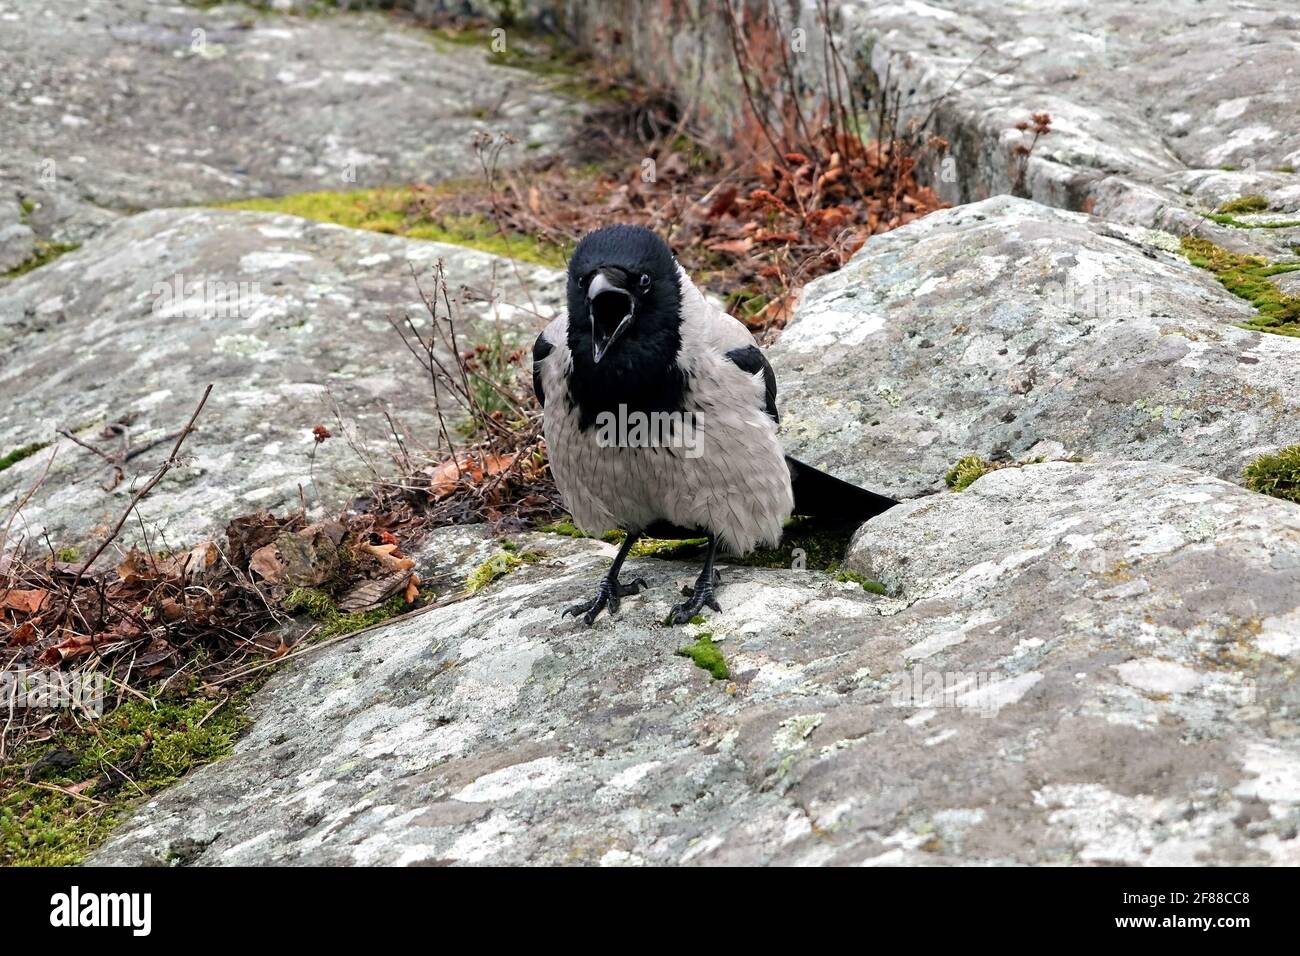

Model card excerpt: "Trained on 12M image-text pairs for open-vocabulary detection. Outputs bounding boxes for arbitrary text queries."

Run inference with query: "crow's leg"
[682,568,721,596]
[668,533,723,625]
[561,531,649,625]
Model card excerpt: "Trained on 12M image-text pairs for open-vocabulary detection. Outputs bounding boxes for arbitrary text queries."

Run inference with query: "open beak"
[588,270,635,364]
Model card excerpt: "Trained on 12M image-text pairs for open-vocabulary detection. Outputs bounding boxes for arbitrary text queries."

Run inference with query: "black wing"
[725,344,779,424]
[532,332,554,408]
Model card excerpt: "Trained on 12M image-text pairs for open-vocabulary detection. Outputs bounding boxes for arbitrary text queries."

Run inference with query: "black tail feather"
[786,456,897,524]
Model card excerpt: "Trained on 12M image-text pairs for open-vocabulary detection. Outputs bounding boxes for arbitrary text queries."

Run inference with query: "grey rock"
[89,461,1300,865]
[770,195,1300,500]
[0,0,583,254]
[0,208,563,551]
[855,0,1300,257]
[1272,271,1300,297]
[0,195,38,273]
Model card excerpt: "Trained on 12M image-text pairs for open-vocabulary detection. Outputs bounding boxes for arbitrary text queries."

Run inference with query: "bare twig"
[57,384,213,631]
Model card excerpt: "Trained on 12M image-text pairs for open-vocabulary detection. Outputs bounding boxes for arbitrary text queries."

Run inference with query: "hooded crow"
[533,224,896,625]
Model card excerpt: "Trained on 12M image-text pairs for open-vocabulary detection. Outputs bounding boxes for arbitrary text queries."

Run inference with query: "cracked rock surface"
[851,0,1300,258]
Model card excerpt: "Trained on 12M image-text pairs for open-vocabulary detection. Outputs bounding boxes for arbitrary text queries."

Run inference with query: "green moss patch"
[284,587,407,637]
[1180,236,1300,336]
[540,517,862,576]
[218,188,567,268]
[2,241,79,280]
[0,441,49,473]
[833,570,887,594]
[1217,195,1270,215]
[943,454,1068,492]
[535,520,665,547]
[1204,212,1300,230]
[945,455,995,491]
[464,548,543,593]
[726,516,858,572]
[630,537,708,559]
[536,519,588,538]
[0,682,263,866]
[1243,445,1300,504]
[676,634,730,680]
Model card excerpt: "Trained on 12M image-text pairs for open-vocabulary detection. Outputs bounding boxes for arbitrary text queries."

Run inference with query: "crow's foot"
[562,575,649,625]
[680,568,721,598]
[668,570,722,625]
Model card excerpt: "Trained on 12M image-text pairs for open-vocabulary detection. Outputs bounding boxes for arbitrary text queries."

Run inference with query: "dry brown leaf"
[7,620,38,647]
[706,237,754,256]
[359,543,415,574]
[0,588,48,614]
[336,573,406,613]
[249,542,284,583]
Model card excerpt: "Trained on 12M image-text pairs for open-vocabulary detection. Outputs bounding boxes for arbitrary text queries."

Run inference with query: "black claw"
[680,569,721,597]
[668,572,723,625]
[562,575,649,626]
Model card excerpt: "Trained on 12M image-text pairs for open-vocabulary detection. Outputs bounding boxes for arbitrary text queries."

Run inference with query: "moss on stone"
[218,188,568,268]
[0,441,48,473]
[1216,195,1269,215]
[464,548,543,593]
[1243,445,1300,504]
[1180,236,1300,337]
[537,519,587,538]
[534,520,633,545]
[0,681,264,866]
[630,537,707,559]
[944,454,1069,491]
[833,570,887,594]
[2,241,79,280]
[676,634,730,680]
[1204,212,1300,230]
[284,587,407,637]
[945,455,994,491]
[726,517,858,572]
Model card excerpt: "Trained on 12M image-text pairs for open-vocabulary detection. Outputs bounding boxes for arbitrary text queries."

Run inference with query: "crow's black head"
[565,225,686,428]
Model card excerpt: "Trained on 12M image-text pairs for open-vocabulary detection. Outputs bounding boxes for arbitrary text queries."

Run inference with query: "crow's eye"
[638,273,651,290]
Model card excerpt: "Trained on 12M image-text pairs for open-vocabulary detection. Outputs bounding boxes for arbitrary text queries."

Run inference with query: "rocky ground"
[3,1,1299,866]
[853,0,1300,260]
[91,460,1299,865]
[773,196,1299,499]
[0,208,562,548]
[0,0,581,269]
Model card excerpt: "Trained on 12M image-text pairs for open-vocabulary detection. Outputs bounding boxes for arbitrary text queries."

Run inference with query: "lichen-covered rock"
[89,461,1300,865]
[0,208,563,550]
[770,196,1300,500]
[0,0,582,256]
[857,0,1300,257]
